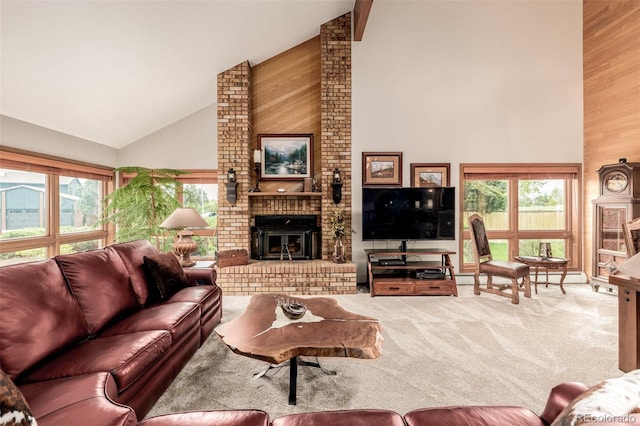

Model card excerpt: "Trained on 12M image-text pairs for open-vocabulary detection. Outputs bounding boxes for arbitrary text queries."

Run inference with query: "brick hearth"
[216,260,357,296]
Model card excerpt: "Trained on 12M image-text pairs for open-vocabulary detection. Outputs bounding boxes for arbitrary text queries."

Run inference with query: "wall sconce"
[250,149,261,192]
[331,167,343,204]
[225,167,238,205]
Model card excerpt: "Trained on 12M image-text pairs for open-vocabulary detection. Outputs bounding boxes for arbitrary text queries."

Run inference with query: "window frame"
[459,163,582,273]
[0,146,113,259]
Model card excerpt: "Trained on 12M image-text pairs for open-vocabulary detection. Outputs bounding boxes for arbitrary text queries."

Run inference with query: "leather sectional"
[0,239,222,425]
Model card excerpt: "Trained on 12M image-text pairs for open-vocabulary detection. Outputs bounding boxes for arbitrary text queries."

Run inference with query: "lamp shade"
[160,208,209,229]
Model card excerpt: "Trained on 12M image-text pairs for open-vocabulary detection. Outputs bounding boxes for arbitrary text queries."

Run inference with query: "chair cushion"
[551,369,640,426]
[272,409,405,426]
[56,249,139,335]
[0,259,88,379]
[404,406,545,426]
[138,410,270,426]
[108,240,160,306]
[143,253,189,301]
[0,369,36,426]
[479,260,530,279]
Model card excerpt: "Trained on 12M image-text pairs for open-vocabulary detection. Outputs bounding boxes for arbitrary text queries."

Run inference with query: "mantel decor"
[258,134,313,180]
[362,152,402,186]
[410,163,450,187]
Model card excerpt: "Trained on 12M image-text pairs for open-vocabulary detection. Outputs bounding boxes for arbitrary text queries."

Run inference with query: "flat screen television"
[362,187,455,243]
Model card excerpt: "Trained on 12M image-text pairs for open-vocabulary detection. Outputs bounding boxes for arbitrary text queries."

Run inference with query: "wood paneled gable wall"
[583,0,640,279]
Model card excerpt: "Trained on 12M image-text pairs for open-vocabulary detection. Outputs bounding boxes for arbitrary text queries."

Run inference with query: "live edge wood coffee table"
[215,293,383,405]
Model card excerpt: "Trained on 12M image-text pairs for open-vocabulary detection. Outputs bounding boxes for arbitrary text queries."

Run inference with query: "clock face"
[605,171,628,193]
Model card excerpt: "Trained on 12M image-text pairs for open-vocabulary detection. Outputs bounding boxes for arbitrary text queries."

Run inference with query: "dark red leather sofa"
[134,381,597,426]
[0,239,222,426]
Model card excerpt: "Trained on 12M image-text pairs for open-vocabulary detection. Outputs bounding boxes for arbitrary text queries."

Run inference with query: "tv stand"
[365,248,458,297]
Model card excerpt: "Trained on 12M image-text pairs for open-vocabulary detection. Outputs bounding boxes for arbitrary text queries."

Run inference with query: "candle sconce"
[250,149,262,192]
[225,168,238,205]
[331,167,343,204]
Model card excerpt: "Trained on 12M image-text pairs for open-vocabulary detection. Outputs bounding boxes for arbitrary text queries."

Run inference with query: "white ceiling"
[0,0,354,149]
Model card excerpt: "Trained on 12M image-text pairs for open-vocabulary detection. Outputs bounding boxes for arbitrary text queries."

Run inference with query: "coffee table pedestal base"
[253,356,336,405]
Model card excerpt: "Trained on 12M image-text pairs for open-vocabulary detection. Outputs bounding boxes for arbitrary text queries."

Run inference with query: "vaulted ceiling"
[0,1,357,149]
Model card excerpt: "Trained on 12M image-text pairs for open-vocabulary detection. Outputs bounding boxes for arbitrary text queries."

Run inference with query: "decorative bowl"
[278,298,307,320]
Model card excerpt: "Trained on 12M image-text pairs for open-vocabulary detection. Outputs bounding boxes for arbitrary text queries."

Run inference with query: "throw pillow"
[0,369,37,426]
[551,369,640,426]
[143,252,188,301]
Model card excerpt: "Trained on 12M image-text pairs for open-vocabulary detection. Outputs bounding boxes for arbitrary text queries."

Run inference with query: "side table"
[513,256,569,294]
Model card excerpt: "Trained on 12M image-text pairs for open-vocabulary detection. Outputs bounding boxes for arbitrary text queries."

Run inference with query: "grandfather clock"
[591,159,640,292]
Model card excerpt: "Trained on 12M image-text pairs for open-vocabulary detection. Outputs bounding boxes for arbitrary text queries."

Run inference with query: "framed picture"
[362,152,403,186]
[410,163,450,187]
[258,134,313,180]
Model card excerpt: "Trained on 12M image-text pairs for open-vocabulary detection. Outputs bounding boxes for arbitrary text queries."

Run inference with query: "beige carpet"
[147,284,622,419]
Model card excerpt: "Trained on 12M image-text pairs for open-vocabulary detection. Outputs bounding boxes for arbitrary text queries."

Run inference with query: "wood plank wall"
[251,36,322,193]
[583,0,640,279]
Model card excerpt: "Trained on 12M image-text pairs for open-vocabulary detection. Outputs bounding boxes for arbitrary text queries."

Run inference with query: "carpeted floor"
[146,283,621,419]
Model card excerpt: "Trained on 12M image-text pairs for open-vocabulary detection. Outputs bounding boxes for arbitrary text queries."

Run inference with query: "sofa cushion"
[138,410,270,426]
[167,285,221,318]
[56,249,139,335]
[551,370,640,426]
[0,259,88,379]
[0,369,36,426]
[23,330,171,394]
[272,409,405,426]
[143,253,188,301]
[404,406,545,426]
[108,240,160,306]
[100,302,200,343]
[19,373,136,426]
[168,285,222,343]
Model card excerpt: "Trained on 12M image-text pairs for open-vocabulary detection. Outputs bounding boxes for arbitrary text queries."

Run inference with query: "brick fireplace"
[216,13,356,295]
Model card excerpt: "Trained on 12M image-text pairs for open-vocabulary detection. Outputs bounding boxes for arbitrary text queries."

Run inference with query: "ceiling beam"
[353,0,373,41]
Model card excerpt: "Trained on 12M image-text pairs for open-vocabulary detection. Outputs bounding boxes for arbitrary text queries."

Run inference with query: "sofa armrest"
[184,268,217,286]
[540,381,590,425]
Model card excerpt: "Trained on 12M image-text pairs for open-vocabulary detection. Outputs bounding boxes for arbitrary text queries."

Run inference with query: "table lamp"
[160,207,209,267]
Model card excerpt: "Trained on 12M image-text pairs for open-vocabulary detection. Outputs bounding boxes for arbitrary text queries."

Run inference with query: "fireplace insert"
[251,215,320,260]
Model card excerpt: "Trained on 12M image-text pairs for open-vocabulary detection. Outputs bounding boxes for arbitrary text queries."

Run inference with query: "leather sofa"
[0,239,222,426]
[135,381,616,426]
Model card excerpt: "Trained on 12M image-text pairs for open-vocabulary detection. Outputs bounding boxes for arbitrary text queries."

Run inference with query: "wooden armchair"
[623,217,640,258]
[468,214,531,304]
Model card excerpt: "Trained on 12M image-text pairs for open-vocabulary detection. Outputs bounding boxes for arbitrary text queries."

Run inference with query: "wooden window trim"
[0,147,112,257]
[459,163,582,274]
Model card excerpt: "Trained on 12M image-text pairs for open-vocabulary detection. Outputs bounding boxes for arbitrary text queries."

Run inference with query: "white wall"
[1,115,118,166]
[117,104,217,169]
[351,0,583,281]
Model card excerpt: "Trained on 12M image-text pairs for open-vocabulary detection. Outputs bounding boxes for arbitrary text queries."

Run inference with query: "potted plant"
[330,208,347,263]
[101,167,187,249]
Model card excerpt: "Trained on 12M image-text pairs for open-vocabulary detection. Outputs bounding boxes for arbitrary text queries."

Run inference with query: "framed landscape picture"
[410,163,450,187]
[362,152,403,186]
[258,134,313,180]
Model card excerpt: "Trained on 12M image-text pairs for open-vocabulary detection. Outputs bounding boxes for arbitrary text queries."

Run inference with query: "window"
[0,147,113,266]
[460,164,581,273]
[181,181,218,258]
[120,170,218,259]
